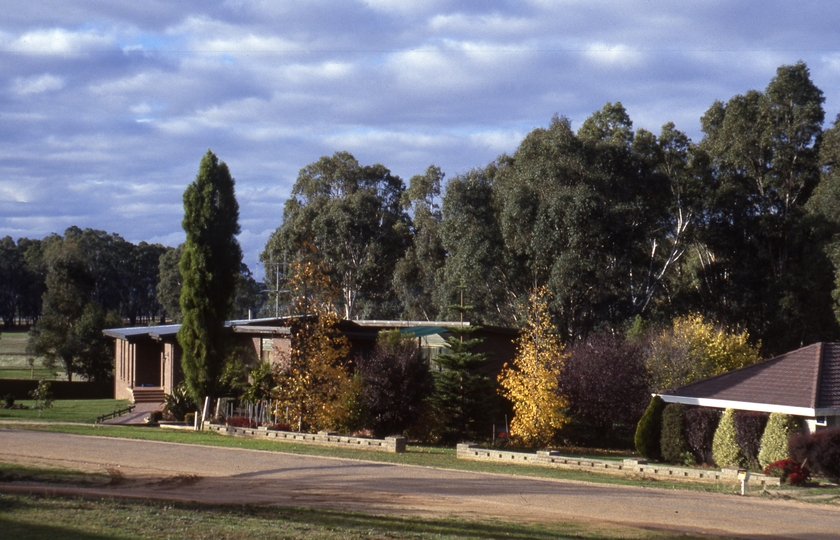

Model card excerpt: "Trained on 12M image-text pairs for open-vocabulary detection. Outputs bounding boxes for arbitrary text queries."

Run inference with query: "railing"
[96,405,135,423]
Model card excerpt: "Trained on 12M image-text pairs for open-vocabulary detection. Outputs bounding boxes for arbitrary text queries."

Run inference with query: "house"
[657,342,840,433]
[103,317,517,404]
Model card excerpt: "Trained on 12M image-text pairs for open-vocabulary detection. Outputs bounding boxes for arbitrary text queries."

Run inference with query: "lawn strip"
[0,492,717,540]
[0,399,130,423]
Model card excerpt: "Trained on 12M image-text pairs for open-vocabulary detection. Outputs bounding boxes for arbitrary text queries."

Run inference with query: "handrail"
[96,405,136,423]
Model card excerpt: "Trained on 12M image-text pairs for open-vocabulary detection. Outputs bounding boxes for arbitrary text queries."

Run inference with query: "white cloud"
[8,28,113,55]
[11,74,64,95]
[584,42,644,67]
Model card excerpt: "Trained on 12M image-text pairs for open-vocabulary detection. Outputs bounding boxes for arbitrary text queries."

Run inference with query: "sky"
[3,1,840,280]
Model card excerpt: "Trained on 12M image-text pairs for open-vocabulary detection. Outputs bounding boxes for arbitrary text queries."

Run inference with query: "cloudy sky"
[3,1,840,278]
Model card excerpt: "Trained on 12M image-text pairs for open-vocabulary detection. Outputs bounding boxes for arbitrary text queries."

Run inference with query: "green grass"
[0,493,715,540]
[0,399,130,423]
[0,329,63,380]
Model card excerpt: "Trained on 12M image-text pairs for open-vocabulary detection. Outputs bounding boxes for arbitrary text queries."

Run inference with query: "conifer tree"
[177,150,242,403]
[499,286,568,447]
[429,287,497,443]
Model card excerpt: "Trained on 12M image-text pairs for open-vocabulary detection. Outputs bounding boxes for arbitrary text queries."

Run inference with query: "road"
[1,429,839,539]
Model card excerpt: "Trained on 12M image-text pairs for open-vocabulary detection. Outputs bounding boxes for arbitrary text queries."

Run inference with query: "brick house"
[104,318,517,404]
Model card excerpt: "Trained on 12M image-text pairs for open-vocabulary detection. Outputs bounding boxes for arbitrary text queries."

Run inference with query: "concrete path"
[1,429,839,539]
[100,402,163,425]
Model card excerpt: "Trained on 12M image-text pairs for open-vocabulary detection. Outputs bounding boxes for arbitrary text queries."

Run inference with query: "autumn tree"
[273,257,353,432]
[177,150,243,403]
[646,314,761,391]
[498,287,568,447]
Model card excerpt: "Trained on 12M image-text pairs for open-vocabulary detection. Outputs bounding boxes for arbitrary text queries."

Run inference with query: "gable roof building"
[658,342,840,433]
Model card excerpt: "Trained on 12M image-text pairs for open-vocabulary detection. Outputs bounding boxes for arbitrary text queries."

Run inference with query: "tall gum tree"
[177,150,242,403]
[262,152,410,320]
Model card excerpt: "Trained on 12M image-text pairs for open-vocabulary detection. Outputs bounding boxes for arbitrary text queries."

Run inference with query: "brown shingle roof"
[660,343,840,413]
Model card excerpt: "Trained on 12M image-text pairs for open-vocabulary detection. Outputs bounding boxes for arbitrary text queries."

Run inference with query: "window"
[260,338,272,362]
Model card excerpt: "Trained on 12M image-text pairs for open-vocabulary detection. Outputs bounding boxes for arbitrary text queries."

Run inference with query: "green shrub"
[184,412,196,427]
[712,408,744,467]
[660,403,688,463]
[635,395,665,460]
[163,382,197,421]
[3,394,14,408]
[758,413,800,467]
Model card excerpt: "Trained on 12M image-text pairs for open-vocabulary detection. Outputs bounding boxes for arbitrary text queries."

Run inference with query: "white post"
[201,396,210,430]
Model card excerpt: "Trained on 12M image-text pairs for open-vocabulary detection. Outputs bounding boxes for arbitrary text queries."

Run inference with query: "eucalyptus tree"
[178,150,243,402]
[697,62,838,352]
[393,165,446,320]
[262,151,410,320]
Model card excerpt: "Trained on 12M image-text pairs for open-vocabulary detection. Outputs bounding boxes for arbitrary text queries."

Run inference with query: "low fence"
[209,424,407,453]
[0,379,113,400]
[456,444,781,486]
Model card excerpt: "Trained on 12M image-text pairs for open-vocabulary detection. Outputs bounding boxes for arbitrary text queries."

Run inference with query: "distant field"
[0,329,64,380]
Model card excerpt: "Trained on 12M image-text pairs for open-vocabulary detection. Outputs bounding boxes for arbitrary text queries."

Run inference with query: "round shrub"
[712,408,744,467]
[660,403,688,463]
[635,395,665,460]
[758,413,800,467]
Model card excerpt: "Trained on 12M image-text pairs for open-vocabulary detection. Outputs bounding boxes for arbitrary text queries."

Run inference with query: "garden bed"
[208,424,407,453]
[456,444,781,486]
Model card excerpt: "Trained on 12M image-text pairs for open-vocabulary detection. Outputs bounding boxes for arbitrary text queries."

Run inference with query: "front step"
[131,387,166,404]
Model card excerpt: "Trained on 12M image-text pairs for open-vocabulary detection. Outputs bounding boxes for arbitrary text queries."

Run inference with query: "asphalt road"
[1,429,839,539]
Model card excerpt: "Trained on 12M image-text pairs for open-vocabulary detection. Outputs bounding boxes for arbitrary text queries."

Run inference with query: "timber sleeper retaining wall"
[209,424,406,453]
[456,444,781,486]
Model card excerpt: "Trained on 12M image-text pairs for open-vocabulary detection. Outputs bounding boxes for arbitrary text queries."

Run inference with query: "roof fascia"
[657,394,816,417]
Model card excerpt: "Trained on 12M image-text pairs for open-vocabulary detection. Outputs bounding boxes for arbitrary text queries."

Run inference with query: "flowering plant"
[225,416,258,428]
[764,459,810,485]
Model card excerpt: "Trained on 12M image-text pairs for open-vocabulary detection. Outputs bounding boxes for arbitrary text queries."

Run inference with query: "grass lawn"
[0,492,713,540]
[0,399,130,423]
[0,329,63,380]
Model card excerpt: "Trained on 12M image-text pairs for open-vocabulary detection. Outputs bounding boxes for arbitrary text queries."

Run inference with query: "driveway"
[1,429,838,539]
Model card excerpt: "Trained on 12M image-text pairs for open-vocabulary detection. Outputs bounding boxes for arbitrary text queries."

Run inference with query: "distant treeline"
[264,62,840,356]
[0,226,264,329]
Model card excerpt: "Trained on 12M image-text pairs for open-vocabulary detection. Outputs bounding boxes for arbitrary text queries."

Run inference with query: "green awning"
[399,326,449,338]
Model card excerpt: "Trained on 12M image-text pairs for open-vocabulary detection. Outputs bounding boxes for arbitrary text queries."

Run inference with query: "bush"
[734,411,769,468]
[789,427,840,481]
[759,413,800,467]
[266,423,291,431]
[560,333,650,447]
[764,458,810,485]
[712,409,744,467]
[147,410,163,423]
[184,412,196,427]
[225,416,257,428]
[2,394,14,408]
[660,403,688,463]
[163,382,197,422]
[684,407,720,465]
[635,395,665,460]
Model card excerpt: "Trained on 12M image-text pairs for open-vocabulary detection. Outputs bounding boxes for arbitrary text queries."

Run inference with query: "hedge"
[634,395,665,460]
[789,426,840,481]
[660,403,688,463]
[734,411,768,468]
[758,413,799,468]
[684,407,719,465]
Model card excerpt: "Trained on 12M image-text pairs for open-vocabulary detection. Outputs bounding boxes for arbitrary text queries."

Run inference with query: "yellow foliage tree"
[273,258,352,432]
[499,286,568,447]
[647,314,761,391]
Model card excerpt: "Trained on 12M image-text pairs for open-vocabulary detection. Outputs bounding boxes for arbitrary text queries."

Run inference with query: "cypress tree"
[177,150,242,403]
